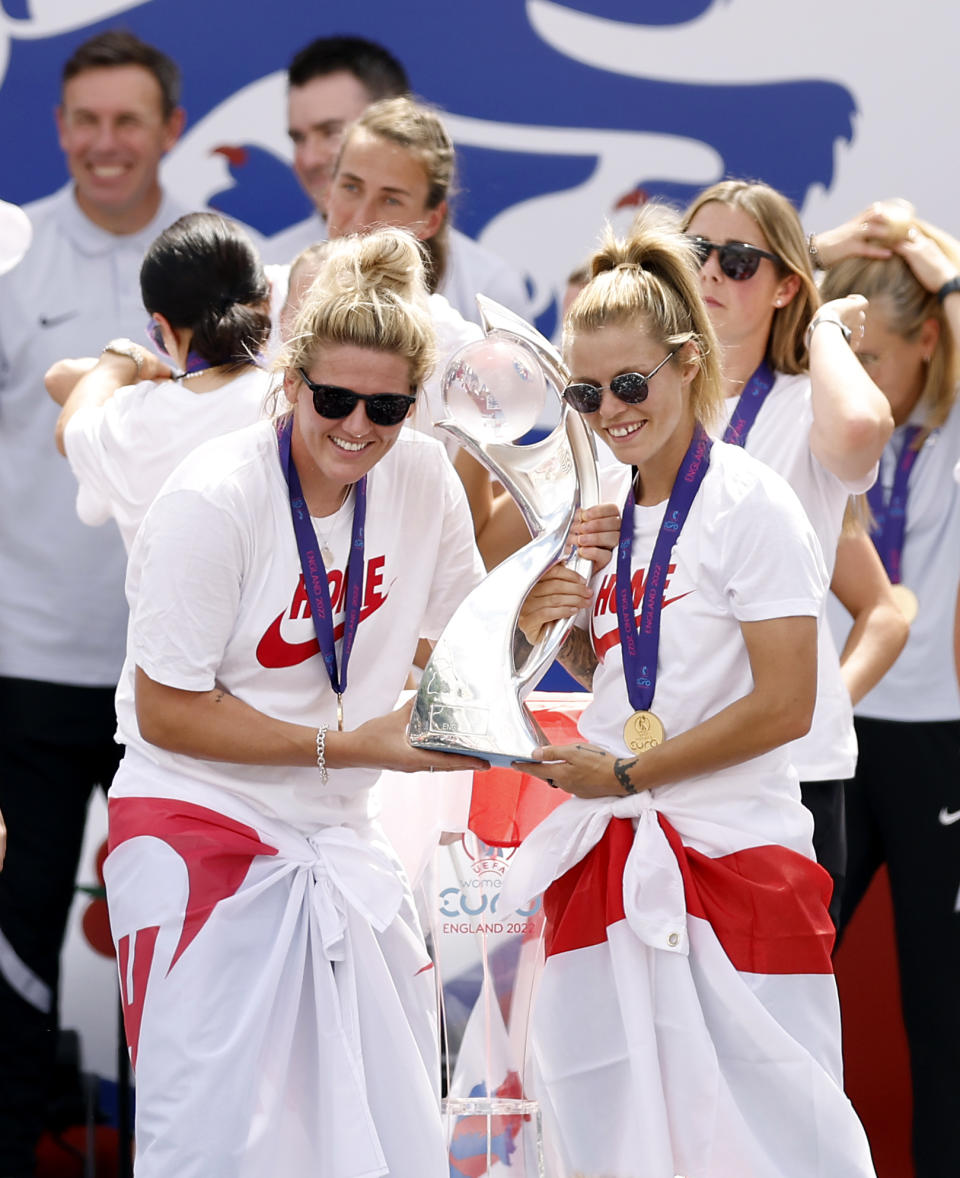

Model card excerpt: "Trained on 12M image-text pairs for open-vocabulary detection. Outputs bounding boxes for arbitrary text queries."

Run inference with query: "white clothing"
[105,769,446,1178]
[500,794,874,1178]
[115,419,484,831]
[717,371,874,780]
[0,184,190,686]
[262,212,531,325]
[828,399,960,721]
[584,441,827,827]
[63,365,271,552]
[495,443,874,1178]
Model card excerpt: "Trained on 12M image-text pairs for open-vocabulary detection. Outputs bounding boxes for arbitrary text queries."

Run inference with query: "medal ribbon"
[277,416,367,697]
[616,425,712,712]
[721,361,776,448]
[866,424,923,584]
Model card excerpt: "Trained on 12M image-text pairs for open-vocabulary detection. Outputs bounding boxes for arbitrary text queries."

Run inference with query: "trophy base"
[409,709,549,769]
[409,739,541,770]
[443,1097,544,1178]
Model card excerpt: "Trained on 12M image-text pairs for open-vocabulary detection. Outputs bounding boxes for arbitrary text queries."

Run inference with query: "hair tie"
[615,261,641,273]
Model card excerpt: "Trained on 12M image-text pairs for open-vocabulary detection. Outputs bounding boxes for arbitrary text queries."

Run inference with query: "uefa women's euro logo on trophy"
[409,296,599,767]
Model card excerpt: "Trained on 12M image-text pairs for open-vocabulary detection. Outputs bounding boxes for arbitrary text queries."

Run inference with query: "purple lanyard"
[616,425,712,711]
[277,416,367,695]
[722,361,775,448]
[866,424,923,584]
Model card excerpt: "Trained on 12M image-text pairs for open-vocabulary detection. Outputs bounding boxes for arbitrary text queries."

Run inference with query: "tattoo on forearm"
[558,627,598,689]
[613,757,640,795]
[513,627,532,665]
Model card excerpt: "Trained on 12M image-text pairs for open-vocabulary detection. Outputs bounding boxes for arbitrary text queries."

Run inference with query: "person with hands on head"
[503,206,875,1178]
[102,226,488,1178]
[47,212,272,552]
[817,204,960,1178]
[679,179,901,927]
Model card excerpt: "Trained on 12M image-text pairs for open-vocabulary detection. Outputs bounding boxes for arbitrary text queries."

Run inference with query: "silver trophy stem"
[408,299,600,766]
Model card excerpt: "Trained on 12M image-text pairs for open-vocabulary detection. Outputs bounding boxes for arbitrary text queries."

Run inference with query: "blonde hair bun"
[280,226,436,393]
[313,228,429,306]
[870,199,916,246]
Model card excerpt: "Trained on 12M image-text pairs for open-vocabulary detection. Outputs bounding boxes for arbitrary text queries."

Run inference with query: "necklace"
[173,366,219,381]
[313,485,351,565]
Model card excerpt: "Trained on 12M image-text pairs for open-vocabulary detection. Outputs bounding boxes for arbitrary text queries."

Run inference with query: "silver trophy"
[409,296,599,767]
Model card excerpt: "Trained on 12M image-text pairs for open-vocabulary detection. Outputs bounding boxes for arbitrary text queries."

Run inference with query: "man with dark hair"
[0,30,189,1176]
[266,33,531,326]
[62,28,182,119]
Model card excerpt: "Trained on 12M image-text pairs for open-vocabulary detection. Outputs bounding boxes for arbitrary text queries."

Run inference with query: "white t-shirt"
[828,398,960,722]
[717,370,875,781]
[262,213,531,326]
[581,442,826,836]
[0,184,190,685]
[113,419,485,830]
[63,365,272,552]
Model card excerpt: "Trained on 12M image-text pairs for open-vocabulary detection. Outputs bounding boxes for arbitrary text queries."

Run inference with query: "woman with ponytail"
[505,207,875,1178]
[101,226,487,1177]
[50,212,272,551]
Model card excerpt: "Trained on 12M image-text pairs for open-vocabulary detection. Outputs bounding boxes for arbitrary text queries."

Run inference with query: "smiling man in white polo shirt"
[0,31,189,1176]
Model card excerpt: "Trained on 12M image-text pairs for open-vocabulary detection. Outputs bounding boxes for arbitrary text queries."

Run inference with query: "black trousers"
[0,676,121,1178]
[838,716,960,1178]
[799,777,847,929]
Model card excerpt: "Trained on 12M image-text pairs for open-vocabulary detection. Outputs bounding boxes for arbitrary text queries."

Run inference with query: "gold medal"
[890,583,919,625]
[623,710,665,754]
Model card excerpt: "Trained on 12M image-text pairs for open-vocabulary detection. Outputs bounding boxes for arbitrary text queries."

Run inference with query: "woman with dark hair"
[503,206,875,1178]
[50,211,271,551]
[814,203,960,1178]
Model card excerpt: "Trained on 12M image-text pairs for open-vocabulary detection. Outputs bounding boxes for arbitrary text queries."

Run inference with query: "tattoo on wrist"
[558,627,597,689]
[613,757,640,795]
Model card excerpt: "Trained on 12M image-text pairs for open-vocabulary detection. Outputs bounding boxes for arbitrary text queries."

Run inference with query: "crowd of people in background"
[0,25,958,1178]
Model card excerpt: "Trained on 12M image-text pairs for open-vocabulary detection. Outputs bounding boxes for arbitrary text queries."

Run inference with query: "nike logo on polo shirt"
[938,807,960,826]
[256,557,389,669]
[38,310,80,328]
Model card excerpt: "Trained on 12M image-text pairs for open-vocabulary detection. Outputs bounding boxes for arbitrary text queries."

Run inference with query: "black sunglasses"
[562,349,678,415]
[298,368,416,427]
[688,236,782,281]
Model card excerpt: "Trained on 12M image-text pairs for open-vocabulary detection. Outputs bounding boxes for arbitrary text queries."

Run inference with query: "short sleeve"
[419,454,485,640]
[63,393,140,525]
[718,467,827,623]
[129,488,246,691]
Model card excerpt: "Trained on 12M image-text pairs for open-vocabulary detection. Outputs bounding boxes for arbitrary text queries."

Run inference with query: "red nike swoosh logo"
[593,590,695,659]
[256,592,390,668]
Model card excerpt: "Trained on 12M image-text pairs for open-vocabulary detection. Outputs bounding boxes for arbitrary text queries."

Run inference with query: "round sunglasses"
[562,349,678,415]
[298,368,416,427]
[688,236,782,281]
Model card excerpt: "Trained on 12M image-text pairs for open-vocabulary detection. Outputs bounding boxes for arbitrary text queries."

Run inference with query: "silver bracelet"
[804,313,852,354]
[808,233,825,272]
[316,724,329,784]
[101,340,143,378]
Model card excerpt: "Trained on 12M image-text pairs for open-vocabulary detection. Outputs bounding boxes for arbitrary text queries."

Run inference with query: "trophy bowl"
[408,301,599,767]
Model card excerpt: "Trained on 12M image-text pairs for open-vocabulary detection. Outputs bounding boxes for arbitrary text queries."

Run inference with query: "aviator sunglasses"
[298,368,416,427]
[562,349,678,415]
[688,236,782,281]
